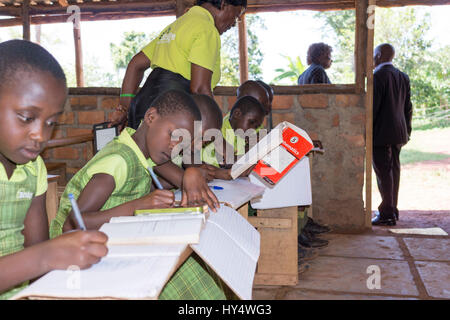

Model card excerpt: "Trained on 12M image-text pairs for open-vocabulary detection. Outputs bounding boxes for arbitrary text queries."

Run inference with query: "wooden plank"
[238,14,249,84]
[365,0,376,228]
[73,23,84,87]
[21,0,30,40]
[354,0,368,93]
[248,216,292,229]
[44,133,93,149]
[254,206,298,286]
[237,203,249,220]
[253,273,298,286]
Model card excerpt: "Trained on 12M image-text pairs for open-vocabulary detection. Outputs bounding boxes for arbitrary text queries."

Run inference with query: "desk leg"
[254,206,298,286]
[46,180,58,226]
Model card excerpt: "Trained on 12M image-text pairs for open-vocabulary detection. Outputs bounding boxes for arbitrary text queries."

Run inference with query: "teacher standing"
[110,0,247,130]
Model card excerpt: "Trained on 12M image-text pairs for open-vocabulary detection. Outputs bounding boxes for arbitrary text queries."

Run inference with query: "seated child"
[50,89,226,300]
[152,94,223,208]
[202,95,266,178]
[237,80,271,118]
[0,39,107,300]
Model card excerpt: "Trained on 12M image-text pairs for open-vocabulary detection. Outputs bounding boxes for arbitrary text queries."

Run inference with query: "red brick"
[332,114,340,127]
[352,155,364,166]
[356,172,365,185]
[78,111,105,125]
[304,111,317,123]
[100,97,119,110]
[66,128,93,136]
[341,134,365,147]
[272,112,295,126]
[272,95,293,110]
[40,149,52,160]
[298,94,328,108]
[53,147,79,160]
[58,112,74,125]
[335,94,361,108]
[50,128,65,139]
[308,131,319,141]
[351,112,365,124]
[70,96,98,111]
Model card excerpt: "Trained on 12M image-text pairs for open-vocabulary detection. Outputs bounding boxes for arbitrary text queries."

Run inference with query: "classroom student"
[152,94,226,194]
[49,89,226,299]
[202,95,266,173]
[0,39,108,300]
[256,80,274,130]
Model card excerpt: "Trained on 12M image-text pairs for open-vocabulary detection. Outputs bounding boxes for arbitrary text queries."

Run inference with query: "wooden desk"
[236,203,299,286]
[46,175,59,226]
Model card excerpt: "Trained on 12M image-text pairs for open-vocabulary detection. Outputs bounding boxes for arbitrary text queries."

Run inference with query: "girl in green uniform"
[0,39,108,300]
[51,90,229,299]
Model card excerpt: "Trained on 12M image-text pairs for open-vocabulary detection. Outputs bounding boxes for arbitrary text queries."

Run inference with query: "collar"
[119,127,156,169]
[374,62,393,73]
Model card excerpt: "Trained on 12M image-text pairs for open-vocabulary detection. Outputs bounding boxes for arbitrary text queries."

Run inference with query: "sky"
[0,4,448,86]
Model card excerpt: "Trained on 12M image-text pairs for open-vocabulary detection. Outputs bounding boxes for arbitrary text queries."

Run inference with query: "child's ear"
[144,107,159,126]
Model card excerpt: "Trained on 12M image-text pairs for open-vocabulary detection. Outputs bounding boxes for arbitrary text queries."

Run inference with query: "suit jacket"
[373,64,413,146]
[297,63,331,85]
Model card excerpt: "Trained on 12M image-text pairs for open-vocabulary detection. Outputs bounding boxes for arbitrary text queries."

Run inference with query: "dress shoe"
[374,210,398,222]
[371,215,396,226]
[298,247,319,261]
[298,230,329,248]
[303,217,331,234]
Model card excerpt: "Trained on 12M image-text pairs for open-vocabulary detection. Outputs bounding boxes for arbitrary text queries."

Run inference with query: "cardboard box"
[231,121,313,185]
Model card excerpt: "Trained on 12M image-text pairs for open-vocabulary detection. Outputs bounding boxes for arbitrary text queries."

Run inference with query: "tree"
[219,14,265,86]
[315,7,449,112]
[271,55,306,84]
[110,31,153,71]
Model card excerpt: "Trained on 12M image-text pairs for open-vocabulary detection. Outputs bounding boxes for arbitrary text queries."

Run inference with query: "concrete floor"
[252,211,450,300]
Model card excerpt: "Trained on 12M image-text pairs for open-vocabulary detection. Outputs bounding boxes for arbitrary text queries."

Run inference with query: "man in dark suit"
[372,43,413,226]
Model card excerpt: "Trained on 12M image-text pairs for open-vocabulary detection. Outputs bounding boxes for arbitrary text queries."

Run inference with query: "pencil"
[68,193,87,231]
[147,166,163,190]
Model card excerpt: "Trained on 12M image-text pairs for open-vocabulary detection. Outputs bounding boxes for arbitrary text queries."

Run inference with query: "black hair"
[151,90,201,121]
[307,42,333,65]
[192,94,223,130]
[0,39,66,92]
[256,80,274,101]
[230,95,265,118]
[197,0,247,10]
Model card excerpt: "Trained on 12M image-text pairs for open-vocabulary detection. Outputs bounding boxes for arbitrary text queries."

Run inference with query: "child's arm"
[181,167,220,211]
[0,230,107,294]
[154,161,184,189]
[64,173,175,231]
[22,194,49,247]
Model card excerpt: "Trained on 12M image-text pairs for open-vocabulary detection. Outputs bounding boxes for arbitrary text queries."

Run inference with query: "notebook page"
[109,213,204,224]
[107,244,187,258]
[12,255,181,300]
[99,217,203,245]
[191,206,260,300]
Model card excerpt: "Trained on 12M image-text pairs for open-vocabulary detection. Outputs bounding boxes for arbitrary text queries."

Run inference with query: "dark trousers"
[128,68,191,129]
[372,144,402,219]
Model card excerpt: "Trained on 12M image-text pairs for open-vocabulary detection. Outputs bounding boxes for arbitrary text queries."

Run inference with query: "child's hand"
[181,167,220,212]
[44,230,108,270]
[213,167,232,180]
[139,189,175,209]
[196,164,216,182]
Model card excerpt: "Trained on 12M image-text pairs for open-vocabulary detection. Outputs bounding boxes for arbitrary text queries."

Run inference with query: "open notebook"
[174,178,265,210]
[12,206,260,300]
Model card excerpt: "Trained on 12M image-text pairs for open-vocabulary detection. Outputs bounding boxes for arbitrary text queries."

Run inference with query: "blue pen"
[148,166,163,190]
[68,193,86,231]
[211,186,224,190]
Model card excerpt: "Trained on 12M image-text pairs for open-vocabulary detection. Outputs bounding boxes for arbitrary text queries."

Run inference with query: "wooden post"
[22,0,30,41]
[238,14,248,84]
[365,0,376,228]
[73,20,84,87]
[355,0,368,93]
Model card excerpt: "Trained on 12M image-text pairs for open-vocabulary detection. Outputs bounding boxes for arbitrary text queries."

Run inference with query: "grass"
[368,126,450,211]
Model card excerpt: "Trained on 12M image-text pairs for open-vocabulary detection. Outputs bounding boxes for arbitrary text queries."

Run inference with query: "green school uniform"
[0,157,47,300]
[50,128,226,300]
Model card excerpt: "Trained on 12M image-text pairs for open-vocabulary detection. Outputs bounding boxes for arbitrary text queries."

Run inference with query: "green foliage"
[219,14,265,86]
[272,55,305,84]
[400,149,450,165]
[315,7,449,114]
[110,31,154,71]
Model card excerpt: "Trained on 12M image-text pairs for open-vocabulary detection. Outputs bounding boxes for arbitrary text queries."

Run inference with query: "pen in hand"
[68,193,87,231]
[148,166,163,190]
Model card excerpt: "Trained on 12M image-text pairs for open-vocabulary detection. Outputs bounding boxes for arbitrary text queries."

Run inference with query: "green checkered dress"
[50,133,227,300]
[0,164,37,300]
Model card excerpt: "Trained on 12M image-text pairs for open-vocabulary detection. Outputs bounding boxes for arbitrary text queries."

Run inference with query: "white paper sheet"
[191,206,260,300]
